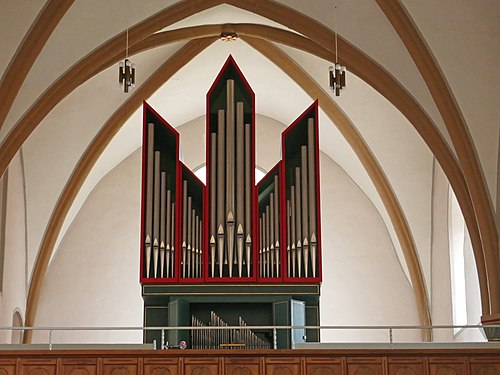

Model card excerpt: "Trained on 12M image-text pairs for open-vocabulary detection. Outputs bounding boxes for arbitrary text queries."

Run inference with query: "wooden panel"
[265,357,301,375]
[470,361,500,375]
[388,362,424,375]
[306,355,343,374]
[61,357,97,375]
[225,357,261,374]
[183,364,218,375]
[347,358,383,375]
[0,361,16,375]
[184,357,219,375]
[102,358,138,375]
[429,358,467,375]
[144,363,179,375]
[306,363,342,375]
[21,362,56,375]
[225,363,260,375]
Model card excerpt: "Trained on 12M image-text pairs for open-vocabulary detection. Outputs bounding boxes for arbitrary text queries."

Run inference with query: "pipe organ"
[141,56,322,349]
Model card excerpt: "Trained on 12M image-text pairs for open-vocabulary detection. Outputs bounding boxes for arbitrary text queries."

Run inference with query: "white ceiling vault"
[0,0,498,329]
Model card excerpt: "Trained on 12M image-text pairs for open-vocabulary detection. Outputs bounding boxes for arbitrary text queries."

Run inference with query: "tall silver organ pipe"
[216,109,225,276]
[301,146,309,277]
[153,151,161,277]
[236,102,245,277]
[295,166,302,277]
[210,133,217,277]
[145,123,154,278]
[226,80,235,277]
[307,118,317,277]
[244,123,252,276]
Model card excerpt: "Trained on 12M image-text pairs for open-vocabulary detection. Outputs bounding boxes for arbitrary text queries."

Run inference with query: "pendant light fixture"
[119,28,136,93]
[328,5,346,97]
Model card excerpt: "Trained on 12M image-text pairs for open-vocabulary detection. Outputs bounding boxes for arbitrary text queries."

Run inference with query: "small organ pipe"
[245,234,251,277]
[170,202,175,278]
[259,217,263,277]
[145,235,151,278]
[269,193,275,277]
[160,172,166,277]
[217,224,224,277]
[265,206,270,277]
[287,200,291,277]
[290,186,296,277]
[187,196,192,278]
[237,224,244,277]
[182,180,187,277]
[165,189,171,277]
[210,235,216,277]
[227,210,235,277]
[153,238,159,278]
[273,175,280,277]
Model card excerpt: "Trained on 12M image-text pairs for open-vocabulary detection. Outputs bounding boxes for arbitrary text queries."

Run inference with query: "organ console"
[141,56,322,349]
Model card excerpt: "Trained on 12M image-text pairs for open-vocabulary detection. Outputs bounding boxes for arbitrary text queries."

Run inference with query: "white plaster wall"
[429,161,485,342]
[319,153,420,343]
[33,151,143,344]
[0,152,28,343]
[430,161,454,341]
[454,231,484,342]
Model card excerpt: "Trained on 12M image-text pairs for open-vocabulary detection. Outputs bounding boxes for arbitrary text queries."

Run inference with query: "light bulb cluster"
[328,64,346,97]
[119,58,136,93]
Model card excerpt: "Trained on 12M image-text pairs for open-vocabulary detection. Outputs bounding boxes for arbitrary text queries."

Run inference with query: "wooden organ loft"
[140,56,322,349]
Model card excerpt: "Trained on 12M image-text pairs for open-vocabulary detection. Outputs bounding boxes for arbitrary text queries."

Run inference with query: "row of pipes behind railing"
[191,312,271,349]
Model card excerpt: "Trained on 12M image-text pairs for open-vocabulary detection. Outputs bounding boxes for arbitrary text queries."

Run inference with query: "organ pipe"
[153,151,161,277]
[301,146,309,277]
[145,123,154,278]
[308,118,317,277]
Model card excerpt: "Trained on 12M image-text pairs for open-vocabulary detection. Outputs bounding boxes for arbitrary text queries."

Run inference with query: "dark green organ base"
[143,284,320,349]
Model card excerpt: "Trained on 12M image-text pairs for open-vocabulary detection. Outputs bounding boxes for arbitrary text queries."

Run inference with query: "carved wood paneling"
[184,357,219,375]
[21,358,56,375]
[102,358,137,375]
[144,357,179,375]
[0,361,15,375]
[225,357,261,375]
[306,356,343,375]
[470,358,500,375]
[388,363,424,375]
[265,357,301,375]
[429,358,466,375]
[347,358,383,375]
